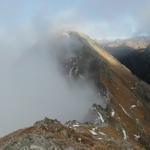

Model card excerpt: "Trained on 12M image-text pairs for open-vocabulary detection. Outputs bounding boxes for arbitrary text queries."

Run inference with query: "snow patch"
[72,121,79,128]
[65,121,80,129]
[89,130,97,135]
[97,112,104,123]
[89,128,98,135]
[130,105,136,109]
[91,107,96,110]
[99,131,106,135]
[119,103,131,118]
[122,128,127,140]
[73,124,79,127]
[111,109,115,117]
[134,134,140,140]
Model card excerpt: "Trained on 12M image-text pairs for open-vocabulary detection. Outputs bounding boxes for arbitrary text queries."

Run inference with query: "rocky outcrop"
[84,104,108,126]
[0,117,135,150]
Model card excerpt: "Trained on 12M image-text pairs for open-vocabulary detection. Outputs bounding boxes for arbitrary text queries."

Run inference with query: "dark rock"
[34,117,61,126]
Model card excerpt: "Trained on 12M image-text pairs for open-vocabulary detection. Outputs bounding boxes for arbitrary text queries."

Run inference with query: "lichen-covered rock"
[34,117,61,126]
[1,134,59,150]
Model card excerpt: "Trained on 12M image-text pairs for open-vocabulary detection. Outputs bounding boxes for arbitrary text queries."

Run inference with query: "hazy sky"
[0,0,150,42]
[0,0,150,137]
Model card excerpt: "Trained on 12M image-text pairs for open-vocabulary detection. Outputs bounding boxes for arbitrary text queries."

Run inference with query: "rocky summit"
[0,31,150,149]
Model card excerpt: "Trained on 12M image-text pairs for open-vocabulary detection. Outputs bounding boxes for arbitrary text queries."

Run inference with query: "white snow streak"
[130,105,136,109]
[89,130,97,135]
[99,131,106,135]
[119,103,130,118]
[73,124,79,127]
[111,109,115,117]
[134,134,140,140]
[122,128,127,140]
[97,112,104,123]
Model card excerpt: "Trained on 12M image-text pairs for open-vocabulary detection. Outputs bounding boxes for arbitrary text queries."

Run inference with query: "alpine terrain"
[0,31,150,150]
[96,36,150,85]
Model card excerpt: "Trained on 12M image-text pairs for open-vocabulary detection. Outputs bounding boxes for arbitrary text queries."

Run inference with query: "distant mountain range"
[0,32,150,149]
[96,36,150,84]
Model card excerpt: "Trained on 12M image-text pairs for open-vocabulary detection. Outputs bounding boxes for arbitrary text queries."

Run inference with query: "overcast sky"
[0,0,150,43]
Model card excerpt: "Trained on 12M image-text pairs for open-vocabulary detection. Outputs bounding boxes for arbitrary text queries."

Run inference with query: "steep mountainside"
[0,31,150,149]
[96,36,150,84]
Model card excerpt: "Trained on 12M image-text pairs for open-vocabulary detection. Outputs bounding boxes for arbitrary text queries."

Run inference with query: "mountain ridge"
[0,31,150,149]
[96,36,150,84]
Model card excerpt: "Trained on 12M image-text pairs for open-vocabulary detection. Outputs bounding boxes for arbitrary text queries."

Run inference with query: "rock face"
[0,31,150,149]
[97,36,150,84]
[84,104,108,126]
[50,31,108,99]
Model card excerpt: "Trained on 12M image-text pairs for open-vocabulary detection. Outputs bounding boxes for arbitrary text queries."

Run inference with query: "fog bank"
[0,32,106,137]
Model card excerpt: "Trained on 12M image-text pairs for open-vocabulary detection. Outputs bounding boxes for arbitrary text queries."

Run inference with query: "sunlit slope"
[56,31,150,148]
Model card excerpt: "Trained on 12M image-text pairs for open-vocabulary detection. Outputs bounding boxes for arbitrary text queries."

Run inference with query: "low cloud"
[0,32,106,137]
